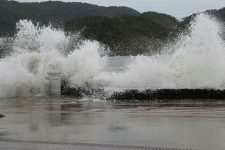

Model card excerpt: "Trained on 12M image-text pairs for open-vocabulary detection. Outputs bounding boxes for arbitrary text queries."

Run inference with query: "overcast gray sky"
[16,0,225,19]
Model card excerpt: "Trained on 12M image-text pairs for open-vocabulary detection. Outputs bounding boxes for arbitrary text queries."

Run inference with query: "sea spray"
[0,20,106,97]
[0,13,225,97]
[102,13,225,90]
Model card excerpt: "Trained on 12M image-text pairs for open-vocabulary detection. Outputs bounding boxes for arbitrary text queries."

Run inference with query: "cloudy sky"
[16,0,225,18]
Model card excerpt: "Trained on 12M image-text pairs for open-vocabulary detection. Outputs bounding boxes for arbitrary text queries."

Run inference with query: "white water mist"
[0,13,224,97]
[101,14,225,90]
[0,20,105,97]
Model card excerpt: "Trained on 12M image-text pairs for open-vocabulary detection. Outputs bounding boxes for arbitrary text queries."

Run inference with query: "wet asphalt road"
[1,97,225,150]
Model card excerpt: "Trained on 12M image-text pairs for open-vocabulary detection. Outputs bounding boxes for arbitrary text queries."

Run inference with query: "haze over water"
[0,13,225,97]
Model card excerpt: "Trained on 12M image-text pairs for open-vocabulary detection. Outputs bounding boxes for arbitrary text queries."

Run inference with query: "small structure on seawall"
[48,71,61,96]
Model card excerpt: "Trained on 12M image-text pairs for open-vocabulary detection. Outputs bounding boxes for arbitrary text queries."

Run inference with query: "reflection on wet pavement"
[0,97,225,150]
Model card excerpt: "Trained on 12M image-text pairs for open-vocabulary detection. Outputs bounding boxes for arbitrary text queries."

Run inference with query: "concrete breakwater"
[109,89,225,100]
[48,71,225,100]
[61,86,225,100]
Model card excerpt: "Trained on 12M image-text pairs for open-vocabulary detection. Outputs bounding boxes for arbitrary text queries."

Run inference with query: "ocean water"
[0,14,225,97]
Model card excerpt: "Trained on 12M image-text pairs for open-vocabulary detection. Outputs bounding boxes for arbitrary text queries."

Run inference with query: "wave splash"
[0,14,225,97]
[105,14,225,90]
[0,20,105,97]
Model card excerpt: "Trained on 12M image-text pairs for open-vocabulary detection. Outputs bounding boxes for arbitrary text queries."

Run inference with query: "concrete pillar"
[48,71,61,96]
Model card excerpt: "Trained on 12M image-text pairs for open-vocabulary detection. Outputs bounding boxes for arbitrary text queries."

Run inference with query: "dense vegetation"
[65,12,179,55]
[179,8,225,29]
[0,0,225,55]
[65,8,225,55]
[0,0,139,33]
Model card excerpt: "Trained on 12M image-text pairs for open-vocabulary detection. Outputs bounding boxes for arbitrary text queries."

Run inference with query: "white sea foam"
[0,20,105,97]
[102,14,225,90]
[0,13,224,97]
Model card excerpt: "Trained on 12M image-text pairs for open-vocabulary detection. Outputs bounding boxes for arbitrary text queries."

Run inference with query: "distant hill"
[179,7,225,29]
[0,0,140,33]
[141,12,178,30]
[1,0,225,55]
[65,7,225,55]
[216,7,225,20]
[65,12,179,55]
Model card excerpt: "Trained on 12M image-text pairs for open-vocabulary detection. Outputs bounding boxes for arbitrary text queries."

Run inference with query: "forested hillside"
[64,12,179,55]
[0,0,139,33]
[1,0,225,55]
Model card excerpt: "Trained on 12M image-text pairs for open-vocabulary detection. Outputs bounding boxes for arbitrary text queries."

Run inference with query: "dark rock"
[0,114,5,118]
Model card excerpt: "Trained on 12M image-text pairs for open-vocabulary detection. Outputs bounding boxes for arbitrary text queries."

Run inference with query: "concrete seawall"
[109,89,225,100]
[61,87,225,100]
[48,72,225,100]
